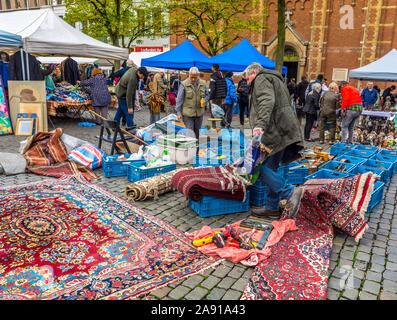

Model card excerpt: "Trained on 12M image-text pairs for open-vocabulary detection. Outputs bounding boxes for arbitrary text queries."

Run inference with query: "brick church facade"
[171,0,397,88]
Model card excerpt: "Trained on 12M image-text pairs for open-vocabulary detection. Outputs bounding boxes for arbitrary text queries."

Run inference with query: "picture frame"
[15,118,34,136]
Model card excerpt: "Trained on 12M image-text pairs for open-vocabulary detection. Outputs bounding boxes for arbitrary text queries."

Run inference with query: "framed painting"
[8,81,47,132]
[15,118,34,136]
[0,78,13,136]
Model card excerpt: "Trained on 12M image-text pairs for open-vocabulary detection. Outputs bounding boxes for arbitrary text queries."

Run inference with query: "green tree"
[64,0,168,48]
[169,0,268,56]
[274,0,286,74]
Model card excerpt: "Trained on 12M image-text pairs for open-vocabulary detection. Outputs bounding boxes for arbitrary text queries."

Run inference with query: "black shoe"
[284,187,304,219]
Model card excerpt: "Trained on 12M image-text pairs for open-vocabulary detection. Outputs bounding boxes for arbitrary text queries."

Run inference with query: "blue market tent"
[0,29,23,48]
[141,39,211,70]
[349,49,397,81]
[198,38,287,74]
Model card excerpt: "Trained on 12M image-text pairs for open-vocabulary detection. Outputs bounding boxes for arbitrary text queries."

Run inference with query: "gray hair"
[312,82,322,93]
[244,62,263,76]
[189,67,200,75]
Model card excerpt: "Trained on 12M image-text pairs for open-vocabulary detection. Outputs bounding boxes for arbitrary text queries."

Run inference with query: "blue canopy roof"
[0,29,23,48]
[141,39,211,70]
[197,38,287,74]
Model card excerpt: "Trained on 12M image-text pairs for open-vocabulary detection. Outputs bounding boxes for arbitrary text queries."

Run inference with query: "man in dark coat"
[244,62,304,219]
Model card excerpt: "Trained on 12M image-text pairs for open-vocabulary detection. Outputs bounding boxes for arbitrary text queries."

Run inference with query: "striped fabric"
[68,144,105,170]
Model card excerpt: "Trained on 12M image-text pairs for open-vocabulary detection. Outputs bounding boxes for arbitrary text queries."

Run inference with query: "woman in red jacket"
[340,81,363,144]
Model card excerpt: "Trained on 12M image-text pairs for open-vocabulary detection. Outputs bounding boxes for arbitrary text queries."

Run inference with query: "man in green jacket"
[114,66,148,129]
[176,67,209,140]
[245,62,304,219]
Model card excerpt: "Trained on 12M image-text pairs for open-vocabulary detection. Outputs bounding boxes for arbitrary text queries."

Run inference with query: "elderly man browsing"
[244,62,304,219]
[176,67,209,140]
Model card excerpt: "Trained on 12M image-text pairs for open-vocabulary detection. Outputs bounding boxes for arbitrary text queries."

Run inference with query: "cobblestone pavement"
[1,107,397,301]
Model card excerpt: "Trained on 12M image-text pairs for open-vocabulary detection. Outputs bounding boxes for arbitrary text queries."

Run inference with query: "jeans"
[341,110,361,144]
[114,98,134,127]
[150,112,160,124]
[258,150,295,211]
[183,115,203,140]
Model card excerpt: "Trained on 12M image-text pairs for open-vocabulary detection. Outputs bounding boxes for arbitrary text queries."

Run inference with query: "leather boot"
[284,187,304,219]
[251,207,282,220]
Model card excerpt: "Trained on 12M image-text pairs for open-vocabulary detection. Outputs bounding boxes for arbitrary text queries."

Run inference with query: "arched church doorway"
[283,46,299,83]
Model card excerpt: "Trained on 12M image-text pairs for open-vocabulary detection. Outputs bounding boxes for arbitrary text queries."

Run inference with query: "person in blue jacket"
[222,71,238,128]
[361,82,378,109]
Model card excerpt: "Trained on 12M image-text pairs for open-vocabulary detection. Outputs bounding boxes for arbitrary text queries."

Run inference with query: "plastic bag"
[68,144,105,170]
[211,104,225,118]
[127,145,144,160]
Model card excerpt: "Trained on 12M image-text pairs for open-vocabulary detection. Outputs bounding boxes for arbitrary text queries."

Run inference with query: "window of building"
[6,0,12,9]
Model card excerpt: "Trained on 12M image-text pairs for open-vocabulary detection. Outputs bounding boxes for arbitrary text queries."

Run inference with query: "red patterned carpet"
[0,175,221,300]
[242,173,376,300]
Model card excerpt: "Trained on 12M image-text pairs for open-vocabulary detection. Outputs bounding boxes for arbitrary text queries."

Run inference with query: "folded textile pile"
[21,128,98,181]
[126,168,186,202]
[242,173,376,300]
[172,165,252,202]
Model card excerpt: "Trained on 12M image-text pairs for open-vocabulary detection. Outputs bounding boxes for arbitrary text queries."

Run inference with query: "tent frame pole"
[20,48,26,81]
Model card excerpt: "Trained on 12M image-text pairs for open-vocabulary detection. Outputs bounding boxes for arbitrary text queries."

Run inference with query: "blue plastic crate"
[192,156,232,168]
[284,162,309,185]
[127,162,177,182]
[379,149,397,158]
[305,169,349,181]
[102,155,145,178]
[334,155,366,167]
[218,129,248,149]
[319,160,357,173]
[249,180,267,207]
[189,191,250,217]
[330,143,356,156]
[349,166,388,183]
[367,181,385,213]
[371,154,397,175]
[344,148,378,159]
[362,159,393,182]
[355,145,379,154]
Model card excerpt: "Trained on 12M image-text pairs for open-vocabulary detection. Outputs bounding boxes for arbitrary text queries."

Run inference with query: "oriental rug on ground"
[0,175,221,300]
[242,173,376,300]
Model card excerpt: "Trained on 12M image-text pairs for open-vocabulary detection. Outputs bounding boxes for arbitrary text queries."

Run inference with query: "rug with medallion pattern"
[242,173,376,300]
[0,175,221,300]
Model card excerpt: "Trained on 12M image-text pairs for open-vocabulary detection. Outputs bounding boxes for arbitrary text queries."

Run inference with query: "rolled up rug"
[126,168,186,202]
[172,165,252,202]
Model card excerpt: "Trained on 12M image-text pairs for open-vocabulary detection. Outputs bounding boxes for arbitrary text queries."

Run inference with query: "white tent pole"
[26,52,30,81]
[20,48,26,81]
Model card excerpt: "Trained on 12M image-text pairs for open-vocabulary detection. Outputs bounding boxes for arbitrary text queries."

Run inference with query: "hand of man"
[253,127,264,136]
[341,109,346,117]
[128,108,134,115]
[177,114,182,122]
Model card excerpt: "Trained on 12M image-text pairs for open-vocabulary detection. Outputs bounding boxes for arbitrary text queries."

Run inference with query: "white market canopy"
[0,8,128,60]
[129,51,166,73]
[37,56,99,65]
[349,49,397,81]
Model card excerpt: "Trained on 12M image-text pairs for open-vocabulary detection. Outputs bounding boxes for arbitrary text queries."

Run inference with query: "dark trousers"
[319,111,337,142]
[183,115,203,140]
[239,98,249,125]
[304,113,317,140]
[221,104,233,128]
[93,106,108,125]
